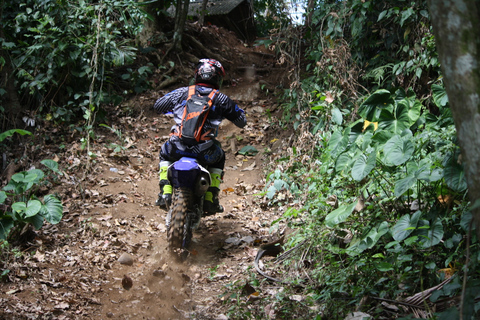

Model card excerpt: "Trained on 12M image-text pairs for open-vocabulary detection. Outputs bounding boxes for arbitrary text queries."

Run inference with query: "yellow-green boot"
[155,161,172,209]
[203,168,224,215]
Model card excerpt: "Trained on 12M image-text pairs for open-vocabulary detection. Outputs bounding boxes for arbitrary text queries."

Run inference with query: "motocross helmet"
[194,59,225,89]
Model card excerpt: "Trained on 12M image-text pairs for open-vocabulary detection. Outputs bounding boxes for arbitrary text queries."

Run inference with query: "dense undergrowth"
[249,1,479,319]
[1,0,479,318]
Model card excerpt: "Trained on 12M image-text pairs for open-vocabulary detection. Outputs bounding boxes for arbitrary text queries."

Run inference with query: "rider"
[153,58,247,215]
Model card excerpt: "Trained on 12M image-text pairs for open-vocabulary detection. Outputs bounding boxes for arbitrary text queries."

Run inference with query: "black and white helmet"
[194,59,226,89]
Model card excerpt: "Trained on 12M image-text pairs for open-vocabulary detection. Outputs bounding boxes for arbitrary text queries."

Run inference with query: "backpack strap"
[174,86,219,142]
[194,88,218,141]
[188,85,196,99]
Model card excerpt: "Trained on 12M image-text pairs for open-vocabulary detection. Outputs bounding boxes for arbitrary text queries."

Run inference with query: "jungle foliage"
[0,0,152,127]
[256,0,479,319]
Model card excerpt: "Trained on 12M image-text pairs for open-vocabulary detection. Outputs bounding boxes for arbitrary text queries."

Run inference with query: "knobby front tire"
[167,187,193,250]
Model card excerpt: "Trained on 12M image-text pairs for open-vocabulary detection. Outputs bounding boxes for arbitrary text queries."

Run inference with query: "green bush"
[265,85,479,318]
[0,160,63,240]
[1,0,150,121]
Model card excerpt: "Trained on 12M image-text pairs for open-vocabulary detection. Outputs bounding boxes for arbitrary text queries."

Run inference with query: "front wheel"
[167,187,194,250]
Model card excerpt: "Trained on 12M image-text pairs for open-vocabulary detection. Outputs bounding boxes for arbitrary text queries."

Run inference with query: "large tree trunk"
[172,0,190,52]
[199,0,208,26]
[137,0,166,47]
[427,0,480,238]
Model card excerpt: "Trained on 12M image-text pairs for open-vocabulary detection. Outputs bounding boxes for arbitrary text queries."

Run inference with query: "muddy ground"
[0,25,299,320]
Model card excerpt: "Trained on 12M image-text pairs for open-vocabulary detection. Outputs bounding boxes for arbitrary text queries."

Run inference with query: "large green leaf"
[325,202,357,228]
[432,84,449,107]
[408,100,422,124]
[11,202,27,215]
[358,89,395,122]
[0,129,32,143]
[39,195,63,224]
[383,135,414,166]
[335,152,357,173]
[444,162,467,192]
[378,102,411,134]
[348,121,365,144]
[359,221,389,250]
[394,174,416,197]
[371,130,393,146]
[418,219,444,248]
[25,200,42,218]
[351,151,376,181]
[12,169,44,184]
[392,211,422,241]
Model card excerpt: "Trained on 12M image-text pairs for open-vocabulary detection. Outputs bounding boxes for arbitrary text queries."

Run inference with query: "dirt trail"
[0,39,289,319]
[94,94,276,319]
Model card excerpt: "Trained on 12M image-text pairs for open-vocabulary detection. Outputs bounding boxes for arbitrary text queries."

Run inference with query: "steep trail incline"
[0,33,292,319]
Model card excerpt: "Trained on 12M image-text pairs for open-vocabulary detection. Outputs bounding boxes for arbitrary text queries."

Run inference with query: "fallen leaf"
[6,289,21,295]
[325,91,334,103]
[241,161,256,171]
[54,302,70,310]
[223,187,235,194]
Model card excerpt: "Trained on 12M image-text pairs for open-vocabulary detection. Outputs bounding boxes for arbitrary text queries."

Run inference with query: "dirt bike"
[165,157,211,250]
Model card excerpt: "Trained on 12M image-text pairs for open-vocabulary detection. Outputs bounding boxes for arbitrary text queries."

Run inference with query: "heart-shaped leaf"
[379,101,411,134]
[418,219,444,248]
[351,151,376,181]
[358,89,394,122]
[443,161,467,192]
[25,200,42,218]
[384,135,414,166]
[335,152,356,173]
[392,211,422,241]
[39,195,63,224]
[325,202,357,228]
[347,221,389,256]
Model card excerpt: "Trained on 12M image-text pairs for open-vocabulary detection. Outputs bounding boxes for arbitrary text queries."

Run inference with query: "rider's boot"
[155,161,172,210]
[203,168,224,215]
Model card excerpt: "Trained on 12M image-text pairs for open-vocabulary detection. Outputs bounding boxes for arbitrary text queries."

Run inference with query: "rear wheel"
[167,187,193,250]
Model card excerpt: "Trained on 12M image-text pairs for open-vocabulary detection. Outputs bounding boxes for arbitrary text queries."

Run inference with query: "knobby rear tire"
[167,187,193,250]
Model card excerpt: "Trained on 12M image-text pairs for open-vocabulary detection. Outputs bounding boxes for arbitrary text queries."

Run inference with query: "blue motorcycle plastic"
[165,157,211,250]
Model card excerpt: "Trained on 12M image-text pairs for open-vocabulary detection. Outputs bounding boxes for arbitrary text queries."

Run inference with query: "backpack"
[177,85,218,146]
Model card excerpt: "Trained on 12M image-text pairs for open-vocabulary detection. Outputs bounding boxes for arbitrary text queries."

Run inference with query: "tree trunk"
[199,0,208,26]
[172,0,190,52]
[305,0,315,28]
[0,1,25,130]
[137,0,166,47]
[427,0,480,238]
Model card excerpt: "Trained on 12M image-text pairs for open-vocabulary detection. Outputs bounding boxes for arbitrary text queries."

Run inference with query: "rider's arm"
[216,93,247,128]
[153,87,188,113]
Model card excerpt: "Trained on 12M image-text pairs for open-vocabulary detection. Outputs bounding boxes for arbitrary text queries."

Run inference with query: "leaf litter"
[0,39,295,319]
